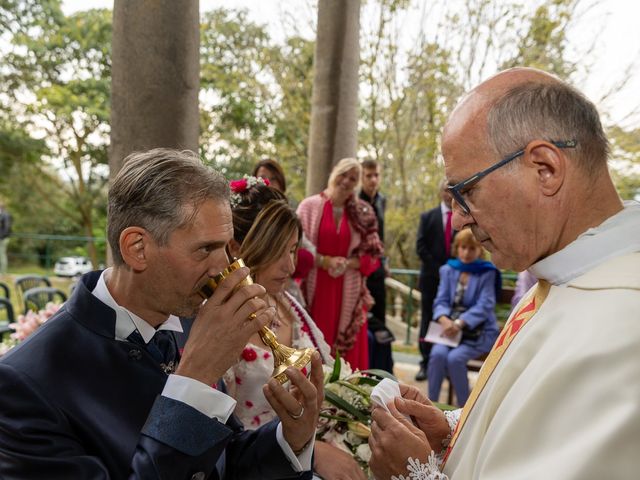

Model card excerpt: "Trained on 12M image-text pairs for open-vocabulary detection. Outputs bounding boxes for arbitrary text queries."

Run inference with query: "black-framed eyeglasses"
[447,139,577,215]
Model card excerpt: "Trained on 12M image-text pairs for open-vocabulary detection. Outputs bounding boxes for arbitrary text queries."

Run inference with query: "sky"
[60,0,640,128]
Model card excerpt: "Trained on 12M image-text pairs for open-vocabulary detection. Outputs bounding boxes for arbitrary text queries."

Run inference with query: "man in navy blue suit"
[0,149,322,479]
[415,182,455,381]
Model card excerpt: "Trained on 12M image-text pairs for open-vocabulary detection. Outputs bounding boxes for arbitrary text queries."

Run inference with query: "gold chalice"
[198,258,315,384]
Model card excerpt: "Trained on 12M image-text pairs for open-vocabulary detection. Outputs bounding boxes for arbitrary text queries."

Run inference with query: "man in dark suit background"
[415,181,454,381]
[359,159,394,373]
[0,149,322,479]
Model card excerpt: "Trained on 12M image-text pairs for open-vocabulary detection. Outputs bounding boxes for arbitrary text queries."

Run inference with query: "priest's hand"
[263,351,324,455]
[369,400,432,480]
[395,384,451,453]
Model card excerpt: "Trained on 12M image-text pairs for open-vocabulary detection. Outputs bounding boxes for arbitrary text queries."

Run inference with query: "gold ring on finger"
[288,404,304,420]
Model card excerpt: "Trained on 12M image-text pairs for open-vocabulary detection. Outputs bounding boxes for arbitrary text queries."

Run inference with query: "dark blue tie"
[127,329,178,373]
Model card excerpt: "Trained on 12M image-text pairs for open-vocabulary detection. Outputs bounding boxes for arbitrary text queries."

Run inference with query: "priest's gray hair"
[487,81,610,178]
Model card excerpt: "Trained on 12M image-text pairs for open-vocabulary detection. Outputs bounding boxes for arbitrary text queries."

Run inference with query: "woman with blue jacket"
[428,228,500,406]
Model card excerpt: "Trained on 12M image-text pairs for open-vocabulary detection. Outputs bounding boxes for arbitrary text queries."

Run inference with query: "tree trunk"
[109,0,200,175]
[306,0,361,196]
[108,0,200,264]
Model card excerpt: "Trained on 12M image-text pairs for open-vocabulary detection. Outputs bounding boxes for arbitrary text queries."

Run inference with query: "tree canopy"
[0,0,637,269]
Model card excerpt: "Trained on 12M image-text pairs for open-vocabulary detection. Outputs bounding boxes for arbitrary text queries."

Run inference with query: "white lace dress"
[224,291,333,429]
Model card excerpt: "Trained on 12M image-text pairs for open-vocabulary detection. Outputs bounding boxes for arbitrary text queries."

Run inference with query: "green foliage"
[0,124,48,173]
[0,0,111,267]
[500,0,578,78]
[358,0,617,268]
[608,125,640,200]
[199,8,314,201]
[200,8,273,175]
[0,0,637,275]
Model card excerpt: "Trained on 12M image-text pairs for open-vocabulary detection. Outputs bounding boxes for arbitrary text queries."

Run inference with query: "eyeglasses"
[447,140,577,215]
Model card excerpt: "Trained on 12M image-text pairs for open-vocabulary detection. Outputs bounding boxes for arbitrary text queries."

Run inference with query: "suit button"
[191,473,205,480]
[128,349,142,360]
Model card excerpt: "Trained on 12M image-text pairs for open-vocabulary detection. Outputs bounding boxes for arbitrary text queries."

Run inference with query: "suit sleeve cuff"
[162,374,236,422]
[276,422,314,471]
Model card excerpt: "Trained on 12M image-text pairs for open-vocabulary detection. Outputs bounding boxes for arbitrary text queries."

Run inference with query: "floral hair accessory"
[229,175,270,208]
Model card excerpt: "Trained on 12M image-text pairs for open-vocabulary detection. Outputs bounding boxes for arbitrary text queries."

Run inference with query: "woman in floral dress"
[223,178,367,480]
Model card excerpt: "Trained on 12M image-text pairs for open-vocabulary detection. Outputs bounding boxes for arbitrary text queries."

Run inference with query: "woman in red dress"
[296,158,384,370]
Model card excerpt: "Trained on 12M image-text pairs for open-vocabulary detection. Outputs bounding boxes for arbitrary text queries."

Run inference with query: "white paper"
[423,321,462,347]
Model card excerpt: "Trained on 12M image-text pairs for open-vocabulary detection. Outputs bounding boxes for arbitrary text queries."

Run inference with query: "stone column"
[109,0,200,177]
[306,0,361,195]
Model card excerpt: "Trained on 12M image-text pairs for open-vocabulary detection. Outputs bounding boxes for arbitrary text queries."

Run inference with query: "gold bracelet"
[321,255,330,270]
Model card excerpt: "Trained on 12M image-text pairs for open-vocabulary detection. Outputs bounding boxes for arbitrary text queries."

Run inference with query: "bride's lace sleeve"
[389,408,461,480]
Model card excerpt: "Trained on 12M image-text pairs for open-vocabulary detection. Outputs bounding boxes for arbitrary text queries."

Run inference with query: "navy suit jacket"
[0,271,310,480]
[416,206,449,279]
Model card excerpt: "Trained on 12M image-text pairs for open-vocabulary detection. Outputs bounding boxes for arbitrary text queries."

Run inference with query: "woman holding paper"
[428,228,500,406]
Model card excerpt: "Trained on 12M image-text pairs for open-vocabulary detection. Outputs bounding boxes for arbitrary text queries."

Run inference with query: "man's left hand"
[263,351,323,454]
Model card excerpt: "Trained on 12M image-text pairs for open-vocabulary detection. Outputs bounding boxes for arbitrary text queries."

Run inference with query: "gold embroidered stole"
[442,279,551,466]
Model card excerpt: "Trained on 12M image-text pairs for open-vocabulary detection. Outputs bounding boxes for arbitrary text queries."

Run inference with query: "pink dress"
[311,201,370,370]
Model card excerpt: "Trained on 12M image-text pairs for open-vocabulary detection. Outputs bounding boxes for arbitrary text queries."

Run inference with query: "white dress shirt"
[92,269,313,471]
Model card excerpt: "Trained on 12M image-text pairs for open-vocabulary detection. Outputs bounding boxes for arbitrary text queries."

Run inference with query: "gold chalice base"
[271,345,315,385]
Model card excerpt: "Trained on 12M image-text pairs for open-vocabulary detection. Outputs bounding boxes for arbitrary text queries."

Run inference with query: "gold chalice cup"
[198,258,315,384]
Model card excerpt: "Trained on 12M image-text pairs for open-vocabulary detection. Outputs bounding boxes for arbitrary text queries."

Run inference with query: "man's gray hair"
[108,148,229,265]
[487,81,610,178]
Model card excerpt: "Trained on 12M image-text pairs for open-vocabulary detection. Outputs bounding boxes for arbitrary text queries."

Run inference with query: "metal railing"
[385,269,421,345]
[7,233,106,269]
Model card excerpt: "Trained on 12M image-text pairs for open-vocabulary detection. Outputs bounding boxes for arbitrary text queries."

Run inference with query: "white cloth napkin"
[370,378,402,413]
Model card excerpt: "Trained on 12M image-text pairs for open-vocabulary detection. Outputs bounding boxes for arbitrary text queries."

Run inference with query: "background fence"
[5,233,106,270]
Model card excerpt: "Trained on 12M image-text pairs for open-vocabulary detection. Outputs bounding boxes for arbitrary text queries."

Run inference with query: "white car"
[54,256,94,277]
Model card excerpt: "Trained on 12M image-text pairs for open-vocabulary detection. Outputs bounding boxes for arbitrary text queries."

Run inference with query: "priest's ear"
[526,140,566,197]
[119,226,149,271]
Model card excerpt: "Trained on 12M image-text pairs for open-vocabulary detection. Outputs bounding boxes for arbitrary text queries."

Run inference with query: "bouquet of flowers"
[317,354,396,478]
[0,303,61,356]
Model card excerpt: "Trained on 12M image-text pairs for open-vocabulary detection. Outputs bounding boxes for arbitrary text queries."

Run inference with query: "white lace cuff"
[434,408,462,466]
[390,452,449,480]
[442,408,461,448]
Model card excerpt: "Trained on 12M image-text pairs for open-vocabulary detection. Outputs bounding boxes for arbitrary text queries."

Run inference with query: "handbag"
[451,309,483,341]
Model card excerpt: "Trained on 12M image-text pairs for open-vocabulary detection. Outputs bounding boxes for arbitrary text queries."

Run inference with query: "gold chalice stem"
[199,258,315,385]
[259,326,315,385]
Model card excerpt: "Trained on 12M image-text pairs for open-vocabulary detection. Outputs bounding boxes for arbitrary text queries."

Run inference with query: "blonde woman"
[296,158,383,371]
[224,179,367,480]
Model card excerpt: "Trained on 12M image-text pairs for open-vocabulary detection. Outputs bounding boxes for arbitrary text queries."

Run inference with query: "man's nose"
[208,252,230,277]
